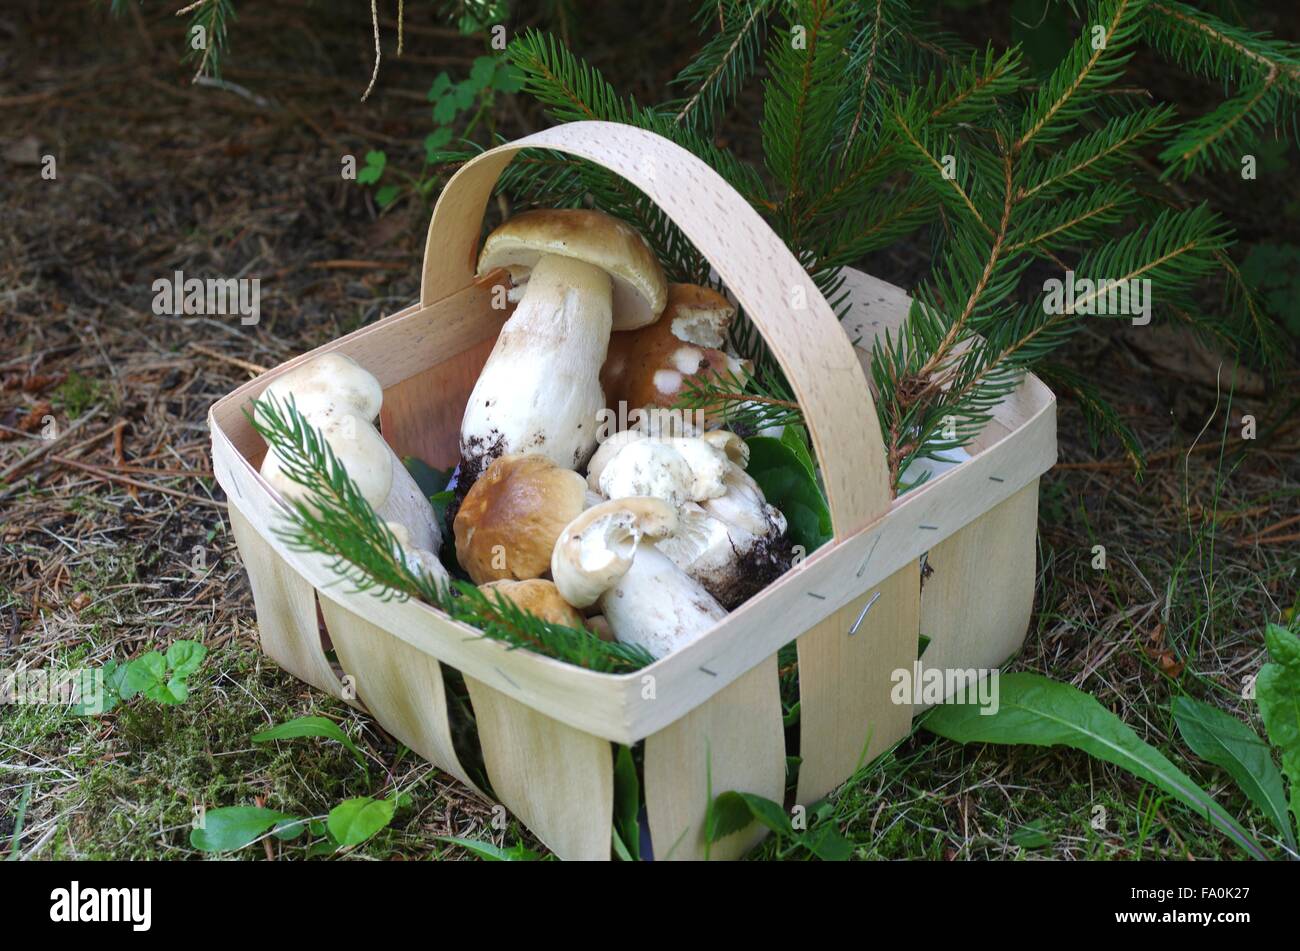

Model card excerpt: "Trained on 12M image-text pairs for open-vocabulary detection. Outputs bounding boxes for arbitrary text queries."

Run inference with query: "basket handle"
[420,121,891,538]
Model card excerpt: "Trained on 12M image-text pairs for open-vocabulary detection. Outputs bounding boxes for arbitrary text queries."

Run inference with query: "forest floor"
[1,0,1297,860]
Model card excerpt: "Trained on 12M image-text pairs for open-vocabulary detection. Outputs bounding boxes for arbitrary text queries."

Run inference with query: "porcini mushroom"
[600,283,750,429]
[551,498,726,659]
[585,430,790,609]
[454,453,587,585]
[459,210,667,488]
[258,355,444,569]
[479,578,586,629]
[658,462,791,609]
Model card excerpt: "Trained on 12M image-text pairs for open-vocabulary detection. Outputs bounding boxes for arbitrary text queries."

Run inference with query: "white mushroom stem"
[552,498,725,659]
[599,542,725,659]
[258,354,443,571]
[385,521,450,589]
[460,254,613,481]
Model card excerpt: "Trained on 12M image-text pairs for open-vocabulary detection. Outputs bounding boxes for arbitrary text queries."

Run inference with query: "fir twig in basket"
[246,394,653,673]
[675,367,804,435]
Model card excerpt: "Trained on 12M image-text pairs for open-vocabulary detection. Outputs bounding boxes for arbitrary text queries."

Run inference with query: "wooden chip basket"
[209,121,1056,860]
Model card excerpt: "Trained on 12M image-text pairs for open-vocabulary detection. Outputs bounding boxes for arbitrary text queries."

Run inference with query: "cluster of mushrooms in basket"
[259,209,797,661]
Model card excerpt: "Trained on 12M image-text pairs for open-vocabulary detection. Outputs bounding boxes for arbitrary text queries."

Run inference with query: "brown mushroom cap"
[476,209,667,330]
[454,454,587,584]
[480,579,586,629]
[600,284,749,426]
[661,283,735,348]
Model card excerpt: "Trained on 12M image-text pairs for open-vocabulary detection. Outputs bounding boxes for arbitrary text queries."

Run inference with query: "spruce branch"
[675,367,804,434]
[673,0,773,130]
[1015,0,1147,152]
[246,394,652,674]
[178,0,235,81]
[1142,1,1300,176]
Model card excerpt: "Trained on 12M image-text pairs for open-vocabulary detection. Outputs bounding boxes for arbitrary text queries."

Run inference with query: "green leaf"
[375,184,401,208]
[424,127,453,161]
[745,436,832,553]
[160,676,189,704]
[779,424,815,478]
[706,791,792,842]
[492,62,524,93]
[104,658,129,698]
[428,490,455,530]
[798,823,854,861]
[612,745,641,861]
[453,80,478,109]
[190,806,297,852]
[72,660,120,715]
[306,839,339,858]
[432,95,460,124]
[327,796,396,847]
[1257,624,1300,838]
[272,818,308,841]
[356,150,386,185]
[705,790,757,843]
[1011,819,1053,849]
[427,72,452,101]
[783,700,801,728]
[924,673,1269,859]
[436,835,540,861]
[121,651,166,698]
[166,640,206,678]
[1173,696,1294,848]
[252,715,367,771]
[403,456,452,499]
[469,56,497,90]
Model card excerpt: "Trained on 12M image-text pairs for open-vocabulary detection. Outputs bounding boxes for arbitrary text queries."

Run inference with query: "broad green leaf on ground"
[745,436,832,553]
[190,806,298,852]
[1011,819,1053,849]
[327,796,396,847]
[436,836,540,861]
[707,790,852,860]
[1257,624,1300,837]
[800,823,854,861]
[1173,696,1294,848]
[705,790,756,843]
[72,659,124,715]
[121,651,166,699]
[252,715,367,771]
[166,639,206,678]
[924,672,1269,859]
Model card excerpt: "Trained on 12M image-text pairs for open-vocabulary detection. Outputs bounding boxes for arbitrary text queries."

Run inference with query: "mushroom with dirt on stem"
[458,209,667,490]
[551,497,727,660]
[256,353,447,585]
[584,428,790,609]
